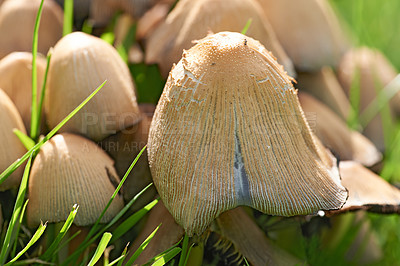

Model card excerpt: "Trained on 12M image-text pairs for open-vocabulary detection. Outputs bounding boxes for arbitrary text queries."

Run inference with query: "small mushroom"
[45,32,141,142]
[296,67,351,120]
[148,32,347,236]
[145,0,295,78]
[0,0,63,59]
[0,52,47,131]
[0,89,27,190]
[256,0,349,71]
[337,47,400,151]
[298,92,382,167]
[27,133,124,227]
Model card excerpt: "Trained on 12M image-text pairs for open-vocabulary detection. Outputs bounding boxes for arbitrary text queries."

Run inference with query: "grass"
[1,0,400,265]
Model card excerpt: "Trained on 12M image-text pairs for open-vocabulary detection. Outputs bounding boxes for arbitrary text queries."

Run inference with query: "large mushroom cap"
[27,133,124,227]
[0,52,47,131]
[0,89,27,190]
[45,32,141,142]
[0,0,63,59]
[145,0,294,78]
[148,31,347,236]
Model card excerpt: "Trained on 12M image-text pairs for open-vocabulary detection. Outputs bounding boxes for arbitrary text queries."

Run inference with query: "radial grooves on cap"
[27,133,124,227]
[148,32,347,236]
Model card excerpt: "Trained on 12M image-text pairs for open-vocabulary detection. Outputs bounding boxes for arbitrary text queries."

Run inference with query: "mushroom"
[296,67,351,121]
[298,92,382,167]
[45,32,141,142]
[256,0,349,71]
[27,133,124,227]
[0,52,47,131]
[0,89,27,190]
[337,47,400,151]
[0,0,63,59]
[145,0,295,78]
[147,32,348,236]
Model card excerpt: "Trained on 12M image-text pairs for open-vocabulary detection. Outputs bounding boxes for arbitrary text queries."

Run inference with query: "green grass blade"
[150,247,181,266]
[30,0,45,140]
[62,184,155,266]
[11,200,29,258]
[111,198,159,243]
[145,239,183,265]
[125,225,161,265]
[87,232,112,266]
[101,32,115,45]
[0,157,32,264]
[63,0,74,36]
[116,244,129,266]
[13,129,35,150]
[36,50,52,138]
[40,204,79,260]
[241,18,253,35]
[87,146,147,240]
[107,254,125,266]
[0,80,106,186]
[178,234,189,266]
[4,222,47,266]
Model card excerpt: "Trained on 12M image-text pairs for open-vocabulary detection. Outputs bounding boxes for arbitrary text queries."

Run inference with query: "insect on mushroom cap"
[148,31,348,236]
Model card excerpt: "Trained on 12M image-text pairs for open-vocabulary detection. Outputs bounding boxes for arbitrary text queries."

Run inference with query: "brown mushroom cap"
[148,32,347,236]
[0,0,63,59]
[256,0,349,71]
[298,92,382,167]
[27,133,124,227]
[337,47,400,151]
[0,89,27,190]
[0,52,47,131]
[45,32,141,142]
[145,0,295,78]
[329,161,400,214]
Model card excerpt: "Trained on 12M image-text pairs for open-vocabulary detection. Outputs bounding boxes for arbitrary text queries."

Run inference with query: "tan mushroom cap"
[330,161,400,214]
[0,89,27,190]
[0,52,47,131]
[145,0,295,78]
[0,0,63,59]
[256,0,348,71]
[27,133,124,227]
[298,92,381,167]
[337,47,400,151]
[148,32,347,236]
[45,32,141,142]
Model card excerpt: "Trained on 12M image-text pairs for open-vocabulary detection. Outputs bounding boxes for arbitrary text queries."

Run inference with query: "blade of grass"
[61,184,155,266]
[178,234,189,266]
[30,0,45,140]
[35,50,52,138]
[110,198,159,243]
[125,224,161,265]
[86,146,147,241]
[63,0,74,36]
[0,157,32,264]
[150,247,181,266]
[116,244,129,266]
[145,238,183,265]
[4,222,47,266]
[40,204,79,260]
[0,80,106,186]
[87,232,112,266]
[13,129,35,150]
[11,200,29,258]
[241,18,253,35]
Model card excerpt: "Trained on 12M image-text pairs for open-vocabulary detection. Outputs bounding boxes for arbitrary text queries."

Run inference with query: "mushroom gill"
[148,32,348,236]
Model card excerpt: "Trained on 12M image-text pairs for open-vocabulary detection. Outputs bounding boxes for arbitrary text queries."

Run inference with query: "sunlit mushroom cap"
[0,89,27,190]
[145,0,294,78]
[0,52,47,131]
[298,92,381,167]
[27,133,124,227]
[148,32,348,236]
[256,0,348,71]
[45,32,141,142]
[0,0,63,59]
